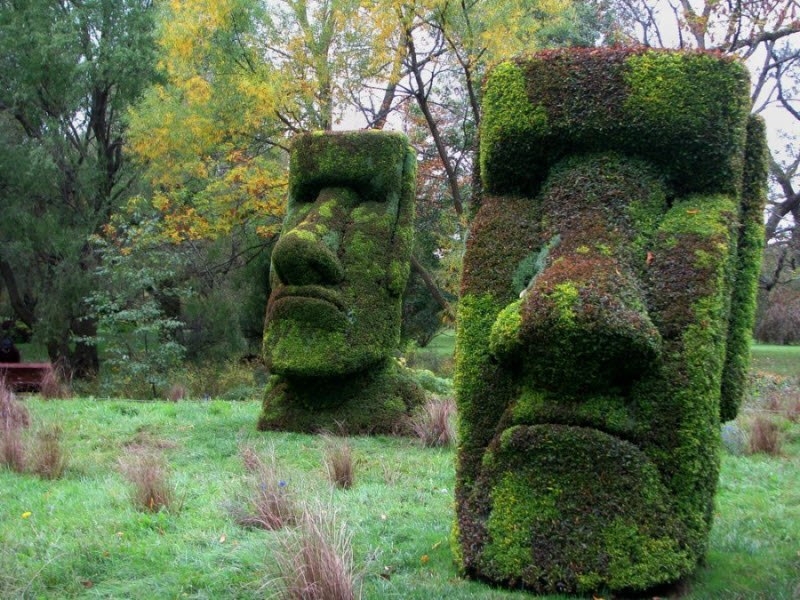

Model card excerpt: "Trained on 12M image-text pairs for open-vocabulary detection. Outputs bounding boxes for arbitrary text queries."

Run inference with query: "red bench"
[0,362,54,392]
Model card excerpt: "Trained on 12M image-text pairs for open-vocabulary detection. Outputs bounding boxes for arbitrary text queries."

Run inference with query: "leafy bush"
[177,360,266,400]
[410,369,453,395]
[721,422,748,456]
[404,348,455,378]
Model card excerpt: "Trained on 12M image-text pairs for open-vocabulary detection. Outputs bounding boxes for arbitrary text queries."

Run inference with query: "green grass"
[1,343,798,599]
[751,343,800,378]
[2,394,798,599]
[422,329,457,357]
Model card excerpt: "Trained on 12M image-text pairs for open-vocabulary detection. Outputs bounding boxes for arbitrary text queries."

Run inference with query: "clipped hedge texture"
[480,48,751,197]
[260,131,423,434]
[455,48,766,594]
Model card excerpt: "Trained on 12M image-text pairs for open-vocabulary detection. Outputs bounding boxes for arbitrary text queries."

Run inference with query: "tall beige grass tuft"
[1,426,26,472]
[409,396,457,448]
[39,367,70,400]
[0,381,30,430]
[119,451,176,512]
[231,444,297,530]
[270,505,358,600]
[166,384,187,402]
[748,415,782,456]
[30,424,67,479]
[786,398,800,423]
[322,435,354,490]
[0,381,28,472]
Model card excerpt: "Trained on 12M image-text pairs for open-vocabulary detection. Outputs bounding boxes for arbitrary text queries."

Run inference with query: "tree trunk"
[411,254,455,322]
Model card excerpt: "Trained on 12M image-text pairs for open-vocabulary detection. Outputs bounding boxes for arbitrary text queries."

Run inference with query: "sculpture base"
[257,359,426,435]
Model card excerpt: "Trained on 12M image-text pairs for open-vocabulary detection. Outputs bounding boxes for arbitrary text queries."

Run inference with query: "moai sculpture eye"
[259,131,425,434]
[454,48,767,594]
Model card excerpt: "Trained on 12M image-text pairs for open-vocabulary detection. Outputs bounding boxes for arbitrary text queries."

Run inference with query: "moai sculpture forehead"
[480,48,752,197]
[454,48,767,594]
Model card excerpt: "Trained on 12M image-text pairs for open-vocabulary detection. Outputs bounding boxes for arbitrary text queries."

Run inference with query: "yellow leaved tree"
[118,0,598,358]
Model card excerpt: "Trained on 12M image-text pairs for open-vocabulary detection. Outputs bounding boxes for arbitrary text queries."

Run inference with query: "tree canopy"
[0,0,158,375]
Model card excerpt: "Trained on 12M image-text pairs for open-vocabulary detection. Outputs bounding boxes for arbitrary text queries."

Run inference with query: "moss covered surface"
[455,48,766,594]
[257,358,426,434]
[720,116,769,421]
[481,48,750,197]
[260,131,422,434]
[462,425,692,594]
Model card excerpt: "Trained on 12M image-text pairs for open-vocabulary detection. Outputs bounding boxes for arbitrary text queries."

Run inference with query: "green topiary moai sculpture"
[258,131,425,434]
[454,48,767,594]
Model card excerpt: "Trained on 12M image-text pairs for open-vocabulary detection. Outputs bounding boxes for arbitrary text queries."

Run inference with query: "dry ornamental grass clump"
[166,384,187,402]
[270,505,357,600]
[30,424,67,479]
[0,381,30,430]
[119,452,176,513]
[0,382,29,472]
[231,444,297,530]
[1,425,25,473]
[786,398,800,423]
[748,415,783,456]
[39,368,70,400]
[322,436,354,490]
[410,396,456,448]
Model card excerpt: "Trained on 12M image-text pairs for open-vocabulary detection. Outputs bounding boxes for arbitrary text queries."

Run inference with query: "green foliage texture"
[455,48,767,594]
[260,131,424,434]
[0,0,158,376]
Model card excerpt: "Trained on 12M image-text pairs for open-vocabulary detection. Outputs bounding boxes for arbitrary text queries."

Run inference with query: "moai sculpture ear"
[720,115,768,422]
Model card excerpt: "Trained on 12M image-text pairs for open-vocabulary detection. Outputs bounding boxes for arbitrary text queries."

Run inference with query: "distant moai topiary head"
[258,131,425,434]
[454,48,767,594]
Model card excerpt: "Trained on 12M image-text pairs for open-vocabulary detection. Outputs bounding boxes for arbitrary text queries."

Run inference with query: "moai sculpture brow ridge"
[259,131,424,434]
[453,48,767,594]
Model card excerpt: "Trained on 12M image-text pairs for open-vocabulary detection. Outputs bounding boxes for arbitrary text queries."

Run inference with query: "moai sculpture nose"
[516,249,661,393]
[270,187,350,287]
[496,158,664,394]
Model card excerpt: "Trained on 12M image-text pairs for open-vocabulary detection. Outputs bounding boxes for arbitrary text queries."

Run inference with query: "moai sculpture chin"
[259,131,424,434]
[454,48,767,594]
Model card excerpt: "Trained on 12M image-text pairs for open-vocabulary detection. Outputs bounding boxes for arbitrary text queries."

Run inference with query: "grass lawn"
[1,345,798,599]
[751,344,800,378]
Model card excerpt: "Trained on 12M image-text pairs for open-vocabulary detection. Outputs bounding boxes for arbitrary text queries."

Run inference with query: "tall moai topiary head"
[454,48,767,594]
[258,131,425,434]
